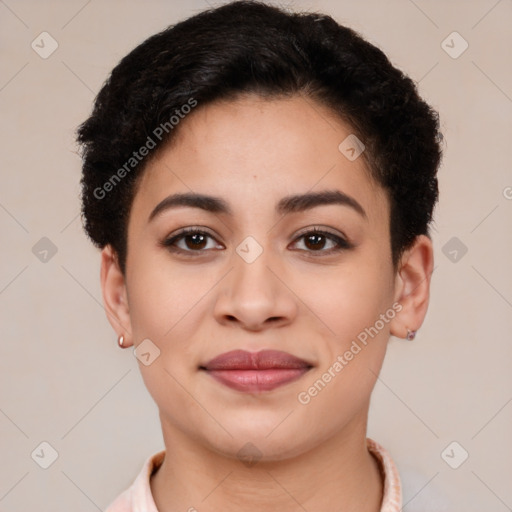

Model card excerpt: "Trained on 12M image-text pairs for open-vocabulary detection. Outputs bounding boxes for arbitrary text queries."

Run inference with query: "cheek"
[293,258,394,397]
[296,260,392,340]
[125,252,218,391]
[294,271,391,424]
[125,257,210,422]
[126,250,216,342]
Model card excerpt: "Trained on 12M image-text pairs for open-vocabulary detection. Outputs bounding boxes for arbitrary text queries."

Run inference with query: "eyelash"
[159,226,353,257]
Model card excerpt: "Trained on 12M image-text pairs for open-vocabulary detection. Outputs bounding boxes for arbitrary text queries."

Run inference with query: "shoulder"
[104,450,166,512]
[367,438,453,512]
[105,488,131,512]
[367,438,402,511]
[399,464,453,512]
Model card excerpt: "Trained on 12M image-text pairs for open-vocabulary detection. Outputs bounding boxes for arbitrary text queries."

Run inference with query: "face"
[112,94,404,460]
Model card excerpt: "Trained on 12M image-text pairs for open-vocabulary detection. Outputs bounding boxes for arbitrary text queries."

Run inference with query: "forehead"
[130,95,388,225]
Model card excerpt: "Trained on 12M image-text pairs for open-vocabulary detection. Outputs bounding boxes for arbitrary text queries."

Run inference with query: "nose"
[213,247,298,332]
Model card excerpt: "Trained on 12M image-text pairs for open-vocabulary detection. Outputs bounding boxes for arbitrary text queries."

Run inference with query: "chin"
[209,435,310,464]
[200,416,319,463]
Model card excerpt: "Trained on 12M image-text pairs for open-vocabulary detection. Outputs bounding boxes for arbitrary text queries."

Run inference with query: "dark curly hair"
[77,0,442,275]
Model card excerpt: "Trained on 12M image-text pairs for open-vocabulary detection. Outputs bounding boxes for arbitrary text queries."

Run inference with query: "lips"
[200,350,313,392]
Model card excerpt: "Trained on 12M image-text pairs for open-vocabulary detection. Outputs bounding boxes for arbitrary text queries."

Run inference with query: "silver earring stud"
[406,329,417,341]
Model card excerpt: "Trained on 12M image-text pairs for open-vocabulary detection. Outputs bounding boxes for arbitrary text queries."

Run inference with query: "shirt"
[105,437,402,512]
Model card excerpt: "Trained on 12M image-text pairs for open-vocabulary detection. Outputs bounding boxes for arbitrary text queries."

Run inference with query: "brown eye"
[304,233,327,250]
[290,228,352,254]
[161,228,223,254]
[184,233,208,250]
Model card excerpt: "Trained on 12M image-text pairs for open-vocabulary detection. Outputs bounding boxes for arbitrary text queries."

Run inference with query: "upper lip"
[201,350,313,371]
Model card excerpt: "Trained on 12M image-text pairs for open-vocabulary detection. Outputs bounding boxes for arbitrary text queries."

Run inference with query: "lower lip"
[205,368,310,392]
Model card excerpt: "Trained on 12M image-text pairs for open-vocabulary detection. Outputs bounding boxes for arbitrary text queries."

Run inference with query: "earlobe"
[390,234,434,340]
[100,245,133,347]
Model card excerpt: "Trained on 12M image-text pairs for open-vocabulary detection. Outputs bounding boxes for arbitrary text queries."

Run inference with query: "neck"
[150,412,384,512]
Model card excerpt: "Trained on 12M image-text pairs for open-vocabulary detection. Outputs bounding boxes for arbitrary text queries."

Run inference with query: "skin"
[101,94,433,512]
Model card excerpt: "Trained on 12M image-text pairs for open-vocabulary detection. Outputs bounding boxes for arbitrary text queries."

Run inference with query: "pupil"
[306,234,325,250]
[187,233,206,249]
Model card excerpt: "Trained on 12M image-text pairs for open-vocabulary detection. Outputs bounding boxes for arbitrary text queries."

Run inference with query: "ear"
[100,245,133,347]
[389,234,434,339]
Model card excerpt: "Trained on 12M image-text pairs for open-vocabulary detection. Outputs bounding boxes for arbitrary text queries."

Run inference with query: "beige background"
[1,0,511,510]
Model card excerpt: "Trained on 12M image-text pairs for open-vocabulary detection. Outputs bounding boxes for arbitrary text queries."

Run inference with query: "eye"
[160,227,224,254]
[160,226,352,256]
[290,228,352,254]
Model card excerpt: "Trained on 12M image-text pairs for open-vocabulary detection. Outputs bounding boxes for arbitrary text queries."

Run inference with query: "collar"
[106,437,402,511]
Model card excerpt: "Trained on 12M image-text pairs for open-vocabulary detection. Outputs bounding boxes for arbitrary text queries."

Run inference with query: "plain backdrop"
[1,0,511,510]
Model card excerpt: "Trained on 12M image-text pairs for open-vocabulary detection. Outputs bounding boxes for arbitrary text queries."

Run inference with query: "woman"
[77,2,442,510]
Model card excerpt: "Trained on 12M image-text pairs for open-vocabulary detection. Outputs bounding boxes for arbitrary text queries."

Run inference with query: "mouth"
[199,349,314,393]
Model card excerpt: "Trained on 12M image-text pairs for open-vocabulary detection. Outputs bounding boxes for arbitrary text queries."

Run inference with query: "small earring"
[406,329,417,341]
[118,334,126,348]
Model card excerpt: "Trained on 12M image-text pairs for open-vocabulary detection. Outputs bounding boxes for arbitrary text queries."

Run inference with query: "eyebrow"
[148,189,367,222]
